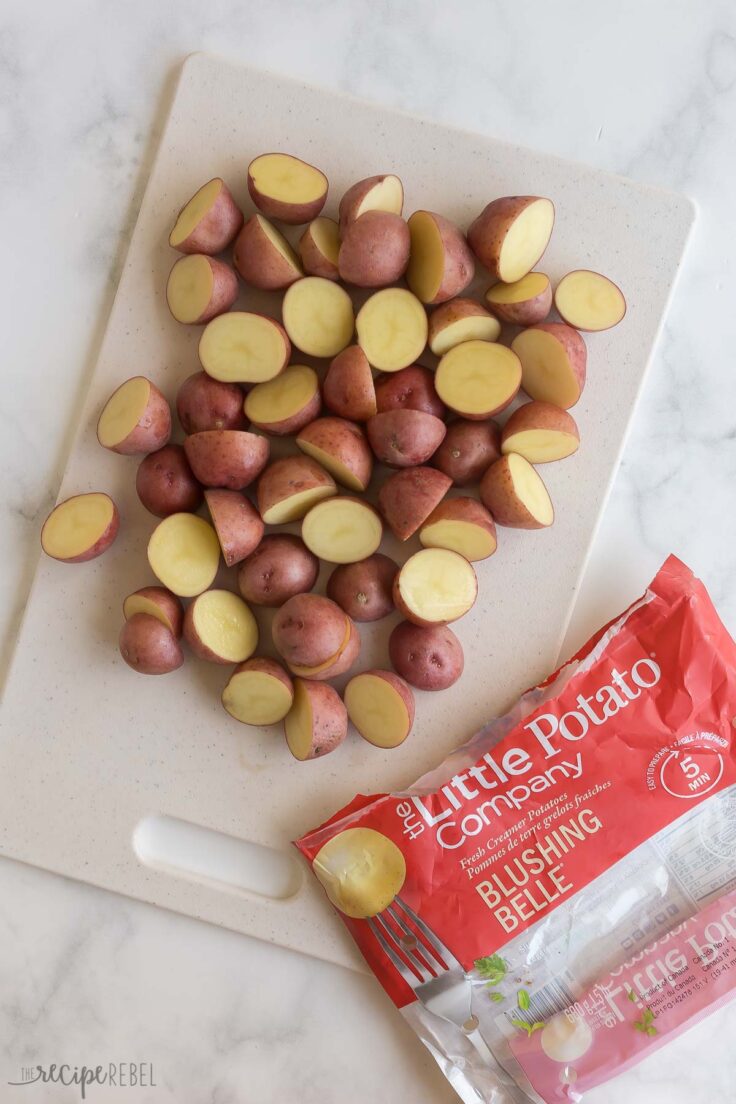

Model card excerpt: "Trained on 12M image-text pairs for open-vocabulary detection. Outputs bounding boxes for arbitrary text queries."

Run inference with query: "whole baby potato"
[272,593,347,669]
[176,372,245,434]
[326,553,398,622]
[237,534,319,607]
[388,621,464,691]
[338,211,410,288]
[119,613,184,675]
[136,444,203,517]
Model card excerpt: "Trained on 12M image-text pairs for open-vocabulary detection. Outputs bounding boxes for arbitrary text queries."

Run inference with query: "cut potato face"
[395,548,477,625]
[313,827,406,917]
[339,174,404,233]
[501,401,580,463]
[222,662,294,726]
[123,587,183,637]
[485,271,552,326]
[169,178,243,254]
[248,153,328,223]
[297,418,373,493]
[41,493,118,563]
[165,254,237,324]
[406,211,474,304]
[257,456,337,524]
[147,513,220,597]
[480,453,554,529]
[356,288,428,371]
[244,365,320,434]
[299,216,341,278]
[511,323,586,409]
[487,270,548,305]
[199,312,290,384]
[498,199,555,282]
[302,497,382,564]
[554,270,626,331]
[419,498,497,561]
[282,277,355,357]
[185,589,258,664]
[97,376,170,454]
[344,672,414,749]
[435,340,521,418]
[170,178,222,246]
[233,215,304,290]
[428,299,501,356]
[284,680,347,761]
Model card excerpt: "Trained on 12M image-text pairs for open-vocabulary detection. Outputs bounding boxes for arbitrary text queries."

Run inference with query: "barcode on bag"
[505,977,575,1027]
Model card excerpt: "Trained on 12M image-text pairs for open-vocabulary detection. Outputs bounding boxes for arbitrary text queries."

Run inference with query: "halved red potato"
[394,548,477,627]
[256,455,337,524]
[282,277,354,358]
[338,174,404,234]
[377,466,451,541]
[433,419,501,485]
[367,409,446,467]
[204,489,264,567]
[326,553,398,622]
[184,589,258,665]
[41,493,119,563]
[297,417,373,492]
[272,593,346,669]
[428,298,501,356]
[183,430,270,490]
[233,215,303,289]
[389,621,464,691]
[299,216,340,280]
[147,513,220,597]
[199,312,290,385]
[468,197,555,283]
[374,364,445,419]
[284,679,348,761]
[176,372,245,434]
[322,346,377,422]
[123,586,183,638]
[97,376,171,455]
[244,365,321,436]
[480,453,554,529]
[166,254,238,325]
[485,271,552,326]
[238,534,319,607]
[435,340,521,419]
[338,211,410,287]
[511,322,587,409]
[554,270,627,331]
[356,288,428,371]
[407,211,475,304]
[247,153,328,224]
[290,619,361,682]
[119,614,184,675]
[222,657,294,726]
[302,496,383,564]
[501,402,580,463]
[169,178,243,254]
[136,444,203,517]
[419,496,497,561]
[345,670,415,749]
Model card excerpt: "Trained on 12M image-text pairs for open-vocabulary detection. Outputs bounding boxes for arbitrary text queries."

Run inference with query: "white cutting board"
[0,54,693,973]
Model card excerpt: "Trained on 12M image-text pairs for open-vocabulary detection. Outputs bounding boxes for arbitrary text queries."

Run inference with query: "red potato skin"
[486,277,552,326]
[338,211,410,288]
[256,456,336,522]
[248,387,321,437]
[286,680,348,760]
[290,619,361,681]
[409,211,475,304]
[468,197,553,279]
[338,174,404,235]
[367,409,446,467]
[513,322,587,408]
[204,489,264,567]
[123,586,184,638]
[299,220,339,280]
[326,553,398,622]
[169,179,243,255]
[272,593,347,669]
[136,444,203,518]
[237,534,319,607]
[375,365,445,419]
[388,621,464,691]
[176,372,245,434]
[420,496,497,557]
[322,346,377,422]
[97,378,171,456]
[297,418,373,491]
[232,216,303,290]
[500,401,580,461]
[247,154,328,224]
[393,555,478,628]
[166,255,238,325]
[377,466,452,541]
[41,495,120,563]
[433,419,501,485]
[480,456,554,529]
[183,431,270,490]
[119,613,184,675]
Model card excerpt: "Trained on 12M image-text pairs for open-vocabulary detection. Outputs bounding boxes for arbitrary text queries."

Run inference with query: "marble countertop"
[2,1,736,1101]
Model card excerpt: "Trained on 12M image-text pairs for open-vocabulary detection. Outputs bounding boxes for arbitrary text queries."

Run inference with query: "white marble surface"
[2,1,736,1101]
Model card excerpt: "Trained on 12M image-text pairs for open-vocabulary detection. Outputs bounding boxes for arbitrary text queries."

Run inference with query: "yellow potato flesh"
[42,494,114,559]
[435,341,520,416]
[486,270,549,304]
[555,270,625,331]
[250,154,326,203]
[355,175,403,219]
[399,548,476,623]
[313,827,406,918]
[262,484,336,525]
[345,675,410,748]
[167,255,213,323]
[257,215,302,269]
[282,277,354,358]
[513,329,580,407]
[199,313,286,384]
[97,377,150,447]
[502,427,579,463]
[123,594,173,631]
[245,365,318,426]
[407,211,444,302]
[284,680,314,760]
[223,670,293,726]
[356,288,428,371]
[169,178,222,247]
[297,440,366,492]
[192,590,258,663]
[419,518,496,561]
[508,453,554,525]
[309,217,340,264]
[302,499,381,564]
[498,199,554,283]
[147,514,220,597]
[429,313,501,356]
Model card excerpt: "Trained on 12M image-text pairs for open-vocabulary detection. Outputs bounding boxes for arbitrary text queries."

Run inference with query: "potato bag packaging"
[296,557,736,1102]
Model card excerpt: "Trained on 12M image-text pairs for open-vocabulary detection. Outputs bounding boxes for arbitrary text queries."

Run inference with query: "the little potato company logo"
[8,1062,156,1099]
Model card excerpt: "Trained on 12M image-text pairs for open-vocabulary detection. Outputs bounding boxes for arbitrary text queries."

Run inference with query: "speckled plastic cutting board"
[0,54,694,972]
